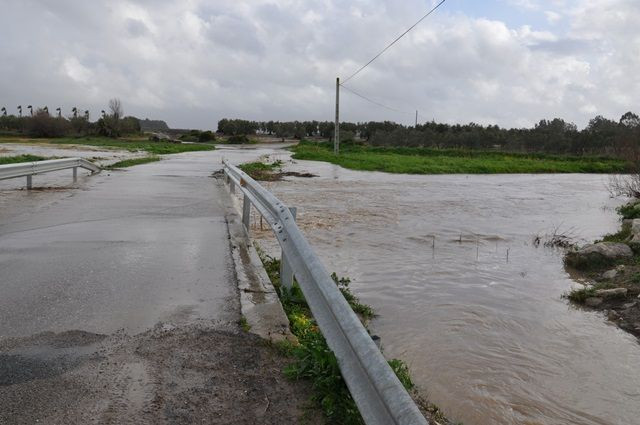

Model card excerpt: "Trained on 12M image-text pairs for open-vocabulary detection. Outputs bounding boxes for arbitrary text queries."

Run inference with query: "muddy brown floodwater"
[245,149,640,425]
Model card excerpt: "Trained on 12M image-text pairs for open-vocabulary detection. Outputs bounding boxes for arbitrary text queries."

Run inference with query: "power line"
[340,83,414,115]
[342,0,447,84]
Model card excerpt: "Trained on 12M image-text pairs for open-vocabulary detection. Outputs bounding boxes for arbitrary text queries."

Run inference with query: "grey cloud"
[126,18,150,37]
[0,0,638,130]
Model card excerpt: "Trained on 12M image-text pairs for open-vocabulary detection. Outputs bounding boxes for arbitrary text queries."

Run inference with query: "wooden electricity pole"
[334,77,340,155]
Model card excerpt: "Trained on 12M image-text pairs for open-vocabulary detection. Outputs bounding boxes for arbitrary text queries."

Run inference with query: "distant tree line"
[218,112,640,157]
[0,99,140,138]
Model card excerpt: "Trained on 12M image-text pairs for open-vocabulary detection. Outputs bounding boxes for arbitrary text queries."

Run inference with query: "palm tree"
[0,107,6,117]
[17,105,22,117]
[43,106,49,115]
[56,107,61,118]
[72,107,78,118]
[27,105,33,116]
[101,110,106,118]
[84,110,90,120]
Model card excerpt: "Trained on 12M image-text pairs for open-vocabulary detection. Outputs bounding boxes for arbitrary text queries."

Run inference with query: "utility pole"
[415,110,418,127]
[334,77,340,155]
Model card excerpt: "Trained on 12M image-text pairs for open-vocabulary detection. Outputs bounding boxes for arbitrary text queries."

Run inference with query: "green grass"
[618,202,640,219]
[596,221,632,244]
[0,154,48,165]
[254,246,416,424]
[239,316,251,332]
[566,281,620,303]
[106,156,161,169]
[291,141,627,174]
[0,136,215,155]
[238,160,283,180]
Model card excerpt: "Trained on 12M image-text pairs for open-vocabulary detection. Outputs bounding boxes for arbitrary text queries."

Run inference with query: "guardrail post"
[280,207,297,290]
[73,167,78,182]
[26,175,32,190]
[242,194,251,234]
[230,179,235,194]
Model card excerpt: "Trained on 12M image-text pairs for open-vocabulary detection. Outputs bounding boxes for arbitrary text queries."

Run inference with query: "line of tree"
[0,99,140,138]
[218,113,640,157]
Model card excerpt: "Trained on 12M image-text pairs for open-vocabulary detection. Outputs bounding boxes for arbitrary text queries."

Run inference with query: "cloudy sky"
[0,0,638,129]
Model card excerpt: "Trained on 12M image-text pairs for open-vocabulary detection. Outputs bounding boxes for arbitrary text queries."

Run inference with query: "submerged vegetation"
[106,156,161,169]
[291,140,627,174]
[238,160,282,181]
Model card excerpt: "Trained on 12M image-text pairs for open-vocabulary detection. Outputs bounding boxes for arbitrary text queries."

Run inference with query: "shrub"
[618,202,640,220]
[227,134,251,144]
[198,130,215,142]
[26,110,71,137]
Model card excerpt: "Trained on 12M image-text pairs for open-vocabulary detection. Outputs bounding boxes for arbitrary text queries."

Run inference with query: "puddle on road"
[0,330,106,386]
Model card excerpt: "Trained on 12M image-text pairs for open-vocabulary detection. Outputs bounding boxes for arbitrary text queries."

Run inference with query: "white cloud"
[62,57,92,84]
[544,10,562,23]
[0,0,638,129]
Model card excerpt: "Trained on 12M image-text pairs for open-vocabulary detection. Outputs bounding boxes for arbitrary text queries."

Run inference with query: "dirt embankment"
[0,324,322,425]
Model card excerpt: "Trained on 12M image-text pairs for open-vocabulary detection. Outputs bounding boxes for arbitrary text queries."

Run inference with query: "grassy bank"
[0,136,215,155]
[0,154,48,165]
[291,141,626,174]
[255,247,455,425]
[106,156,161,169]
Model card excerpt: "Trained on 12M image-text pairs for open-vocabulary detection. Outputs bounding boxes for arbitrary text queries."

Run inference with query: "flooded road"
[247,150,640,425]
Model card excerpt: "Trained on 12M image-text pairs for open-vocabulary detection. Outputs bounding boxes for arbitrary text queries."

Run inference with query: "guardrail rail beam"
[0,157,101,189]
[222,160,428,425]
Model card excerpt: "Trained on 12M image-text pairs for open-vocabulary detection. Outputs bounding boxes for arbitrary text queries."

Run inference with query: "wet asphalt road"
[0,151,237,338]
[0,147,327,425]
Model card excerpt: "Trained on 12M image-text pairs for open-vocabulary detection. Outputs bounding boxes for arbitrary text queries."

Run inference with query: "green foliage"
[226,134,254,144]
[566,286,597,303]
[597,221,632,243]
[566,281,616,303]
[218,111,640,157]
[238,160,282,180]
[330,273,375,319]
[106,156,160,169]
[254,249,421,424]
[198,130,215,142]
[27,110,71,137]
[388,359,414,390]
[283,303,364,424]
[0,154,47,165]
[618,202,640,219]
[291,141,626,174]
[239,316,251,332]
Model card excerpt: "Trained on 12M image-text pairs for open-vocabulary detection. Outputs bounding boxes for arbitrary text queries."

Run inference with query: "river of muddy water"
[243,148,640,425]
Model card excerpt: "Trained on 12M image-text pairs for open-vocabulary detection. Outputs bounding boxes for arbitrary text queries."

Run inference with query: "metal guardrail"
[0,158,101,189]
[222,160,428,425]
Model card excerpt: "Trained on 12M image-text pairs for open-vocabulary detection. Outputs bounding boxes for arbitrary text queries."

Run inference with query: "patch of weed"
[239,316,251,332]
[330,273,375,320]
[618,202,640,220]
[106,156,160,169]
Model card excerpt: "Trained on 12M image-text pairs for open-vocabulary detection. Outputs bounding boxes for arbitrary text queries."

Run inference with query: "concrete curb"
[218,179,294,342]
